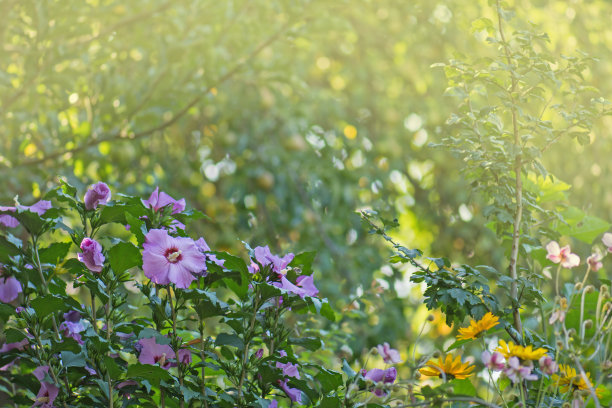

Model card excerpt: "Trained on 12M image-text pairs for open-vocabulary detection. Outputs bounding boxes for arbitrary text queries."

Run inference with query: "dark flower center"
[164,247,182,263]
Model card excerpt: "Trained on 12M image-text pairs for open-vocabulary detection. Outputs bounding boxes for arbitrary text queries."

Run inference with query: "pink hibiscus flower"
[142,229,206,289]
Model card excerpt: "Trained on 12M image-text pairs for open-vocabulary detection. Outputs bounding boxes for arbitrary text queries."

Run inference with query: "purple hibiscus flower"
[142,229,206,289]
[273,275,319,298]
[137,337,175,369]
[276,362,300,379]
[143,187,186,214]
[278,379,302,403]
[0,200,52,228]
[0,271,22,303]
[84,182,111,210]
[32,366,59,408]
[250,246,294,274]
[59,310,86,344]
[78,238,105,273]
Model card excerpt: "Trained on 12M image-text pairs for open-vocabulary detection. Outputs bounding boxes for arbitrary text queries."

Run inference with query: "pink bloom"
[143,187,185,214]
[178,349,192,365]
[545,241,580,268]
[142,229,206,289]
[273,275,319,298]
[78,238,105,272]
[602,232,612,252]
[0,274,22,303]
[587,252,603,272]
[276,362,300,379]
[278,350,287,357]
[504,357,538,383]
[194,237,225,273]
[0,339,28,353]
[538,356,558,375]
[482,351,505,371]
[255,349,264,359]
[59,310,86,345]
[251,246,294,275]
[278,379,301,403]
[364,367,397,397]
[268,401,278,408]
[377,342,402,364]
[0,200,52,228]
[84,182,111,210]
[137,337,175,369]
[33,366,59,408]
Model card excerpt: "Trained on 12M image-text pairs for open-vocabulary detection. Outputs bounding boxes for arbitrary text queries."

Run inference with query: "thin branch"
[496,0,523,342]
[9,19,295,169]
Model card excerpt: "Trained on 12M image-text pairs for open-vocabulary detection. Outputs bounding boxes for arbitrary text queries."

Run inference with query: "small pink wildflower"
[546,241,580,268]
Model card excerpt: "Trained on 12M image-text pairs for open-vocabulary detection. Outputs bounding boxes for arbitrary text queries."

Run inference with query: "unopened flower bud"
[427,314,435,322]
[585,285,595,293]
[371,347,379,355]
[432,351,441,358]
[601,284,609,295]
[584,320,593,329]
[392,384,401,392]
[567,328,576,337]
[574,283,583,291]
[562,403,571,408]
[602,360,612,371]
[415,372,421,379]
[556,340,564,349]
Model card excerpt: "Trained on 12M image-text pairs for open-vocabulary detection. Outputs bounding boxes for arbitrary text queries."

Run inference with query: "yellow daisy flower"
[456,312,499,340]
[552,365,604,398]
[419,354,475,380]
[495,339,548,361]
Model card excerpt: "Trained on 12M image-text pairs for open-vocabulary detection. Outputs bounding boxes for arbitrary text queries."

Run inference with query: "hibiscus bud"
[84,182,111,210]
[78,238,105,272]
[600,284,609,295]
[574,283,583,291]
[584,319,593,329]
[585,285,594,293]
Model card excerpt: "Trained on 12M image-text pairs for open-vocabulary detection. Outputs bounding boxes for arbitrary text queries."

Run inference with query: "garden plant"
[0,1,611,408]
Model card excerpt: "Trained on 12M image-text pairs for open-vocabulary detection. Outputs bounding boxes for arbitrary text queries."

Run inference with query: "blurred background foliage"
[2,0,611,354]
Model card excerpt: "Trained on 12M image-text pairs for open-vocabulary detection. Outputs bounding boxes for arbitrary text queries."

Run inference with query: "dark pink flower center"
[164,247,182,263]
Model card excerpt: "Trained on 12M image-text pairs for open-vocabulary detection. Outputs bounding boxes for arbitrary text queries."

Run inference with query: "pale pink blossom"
[504,357,538,383]
[377,342,402,364]
[546,241,580,268]
[602,233,612,252]
[587,251,603,272]
[482,351,505,371]
[538,355,558,375]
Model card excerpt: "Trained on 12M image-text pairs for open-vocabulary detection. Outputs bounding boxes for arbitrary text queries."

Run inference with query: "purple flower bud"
[255,348,264,359]
[538,355,558,375]
[377,342,402,364]
[84,182,111,210]
[78,238,105,273]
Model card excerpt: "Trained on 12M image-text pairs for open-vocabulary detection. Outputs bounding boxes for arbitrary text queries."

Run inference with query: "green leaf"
[38,242,72,264]
[445,338,471,352]
[290,251,316,275]
[103,356,123,380]
[127,363,171,384]
[315,368,343,393]
[31,295,66,318]
[61,351,87,368]
[215,333,244,350]
[289,336,322,351]
[449,378,477,396]
[108,241,141,273]
[557,212,610,243]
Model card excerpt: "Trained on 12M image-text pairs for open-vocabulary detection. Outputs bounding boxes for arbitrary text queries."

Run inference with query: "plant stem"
[496,0,523,342]
[238,291,260,404]
[198,280,210,408]
[168,286,185,408]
